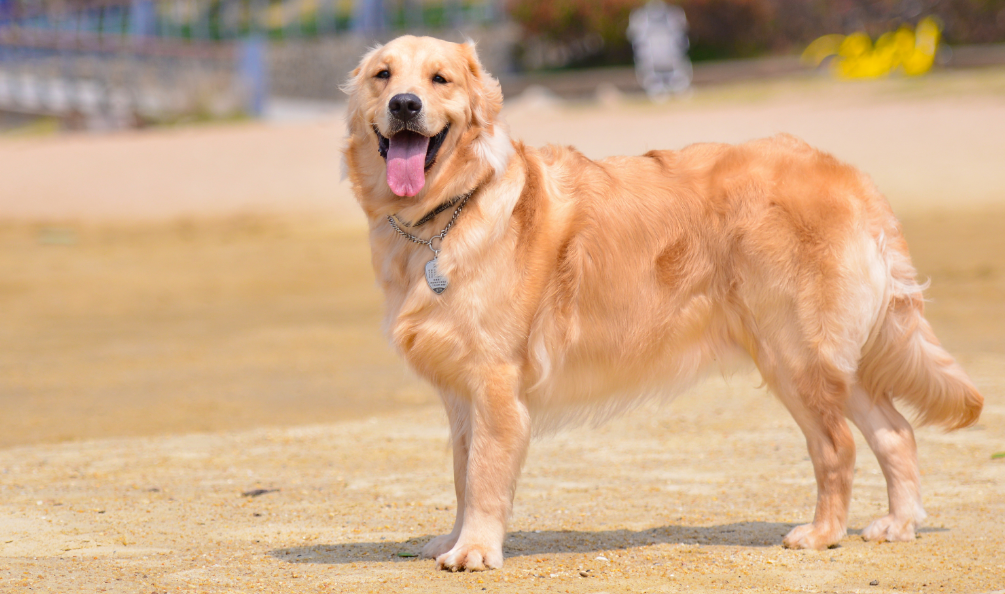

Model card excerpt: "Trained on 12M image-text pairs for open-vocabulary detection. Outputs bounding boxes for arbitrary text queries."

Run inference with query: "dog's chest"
[386,298,471,384]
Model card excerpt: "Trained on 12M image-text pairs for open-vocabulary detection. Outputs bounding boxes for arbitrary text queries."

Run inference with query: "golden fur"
[343,36,983,571]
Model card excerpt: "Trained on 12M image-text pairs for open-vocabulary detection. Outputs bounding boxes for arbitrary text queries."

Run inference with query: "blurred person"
[628,0,692,98]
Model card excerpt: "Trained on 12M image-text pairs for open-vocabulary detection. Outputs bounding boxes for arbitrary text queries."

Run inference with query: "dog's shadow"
[268,522,793,564]
[271,523,952,564]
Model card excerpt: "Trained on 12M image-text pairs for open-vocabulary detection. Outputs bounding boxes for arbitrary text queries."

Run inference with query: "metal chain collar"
[386,191,473,255]
[400,195,463,228]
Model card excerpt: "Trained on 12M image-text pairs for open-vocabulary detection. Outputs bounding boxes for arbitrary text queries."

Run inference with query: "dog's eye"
[432,74,448,84]
[375,69,390,80]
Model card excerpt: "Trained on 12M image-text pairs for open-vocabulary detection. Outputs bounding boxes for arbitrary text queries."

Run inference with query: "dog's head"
[342,36,511,220]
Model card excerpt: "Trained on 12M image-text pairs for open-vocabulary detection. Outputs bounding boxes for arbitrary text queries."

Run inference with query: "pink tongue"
[386,132,430,197]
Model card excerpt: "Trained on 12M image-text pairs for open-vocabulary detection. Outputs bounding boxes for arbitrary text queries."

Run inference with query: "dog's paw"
[436,542,503,572]
[783,523,845,550]
[861,514,917,543]
[421,533,459,559]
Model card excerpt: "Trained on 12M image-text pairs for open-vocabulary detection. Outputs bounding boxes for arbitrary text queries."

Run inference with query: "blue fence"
[0,0,500,41]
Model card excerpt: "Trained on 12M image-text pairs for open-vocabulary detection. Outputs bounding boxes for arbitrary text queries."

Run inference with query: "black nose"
[388,93,422,122]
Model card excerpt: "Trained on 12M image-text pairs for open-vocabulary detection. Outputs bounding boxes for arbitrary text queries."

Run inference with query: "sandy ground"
[1,377,1003,594]
[1,68,1004,592]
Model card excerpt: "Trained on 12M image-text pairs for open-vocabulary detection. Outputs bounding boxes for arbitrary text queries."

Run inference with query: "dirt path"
[1,372,1003,593]
[2,68,1005,223]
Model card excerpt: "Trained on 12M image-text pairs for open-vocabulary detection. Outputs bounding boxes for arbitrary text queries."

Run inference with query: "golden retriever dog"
[342,35,983,571]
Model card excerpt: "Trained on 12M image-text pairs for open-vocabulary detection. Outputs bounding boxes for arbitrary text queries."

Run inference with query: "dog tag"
[424,257,448,294]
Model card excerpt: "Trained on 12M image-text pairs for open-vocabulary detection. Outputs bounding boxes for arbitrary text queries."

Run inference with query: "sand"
[1,68,1004,592]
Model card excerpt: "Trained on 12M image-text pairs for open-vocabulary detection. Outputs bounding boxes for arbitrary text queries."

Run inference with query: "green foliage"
[506,0,1005,69]
[509,0,642,47]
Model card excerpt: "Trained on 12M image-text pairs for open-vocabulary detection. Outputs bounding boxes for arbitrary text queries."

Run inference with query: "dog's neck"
[384,126,513,227]
[375,145,527,285]
[394,193,470,229]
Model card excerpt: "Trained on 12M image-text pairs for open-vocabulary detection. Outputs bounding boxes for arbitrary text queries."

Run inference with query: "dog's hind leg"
[767,362,857,550]
[435,365,530,571]
[422,394,471,559]
[845,385,926,542]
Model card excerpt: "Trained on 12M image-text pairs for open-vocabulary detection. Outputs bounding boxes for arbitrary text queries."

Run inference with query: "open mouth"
[374,124,450,197]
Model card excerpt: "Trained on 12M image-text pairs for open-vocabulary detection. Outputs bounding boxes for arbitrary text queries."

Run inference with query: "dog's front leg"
[435,366,530,571]
[421,395,470,559]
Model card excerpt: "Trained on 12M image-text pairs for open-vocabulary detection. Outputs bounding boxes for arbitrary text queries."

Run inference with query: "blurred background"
[2,0,1005,128]
[1,0,1003,448]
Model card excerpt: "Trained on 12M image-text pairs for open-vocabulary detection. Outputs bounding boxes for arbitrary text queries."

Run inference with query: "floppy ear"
[340,44,383,96]
[340,45,382,134]
[461,42,503,129]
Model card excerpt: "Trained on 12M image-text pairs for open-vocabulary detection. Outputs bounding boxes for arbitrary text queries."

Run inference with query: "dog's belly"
[525,275,754,423]
[535,331,751,414]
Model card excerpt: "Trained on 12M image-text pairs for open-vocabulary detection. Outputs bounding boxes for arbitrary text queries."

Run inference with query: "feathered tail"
[859,233,983,430]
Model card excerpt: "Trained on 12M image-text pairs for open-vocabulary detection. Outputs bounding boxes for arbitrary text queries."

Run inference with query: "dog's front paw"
[862,514,918,543]
[421,533,459,559]
[783,522,845,550]
[436,542,503,572]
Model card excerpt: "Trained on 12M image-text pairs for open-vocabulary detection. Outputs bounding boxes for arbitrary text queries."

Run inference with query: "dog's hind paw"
[861,514,918,543]
[421,533,459,559]
[782,522,845,550]
[436,542,503,572]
